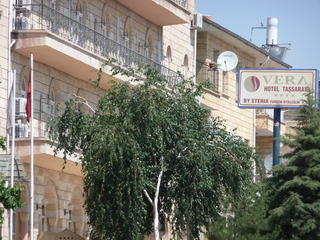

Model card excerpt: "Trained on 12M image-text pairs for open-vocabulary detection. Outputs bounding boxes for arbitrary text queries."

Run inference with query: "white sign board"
[238,69,318,108]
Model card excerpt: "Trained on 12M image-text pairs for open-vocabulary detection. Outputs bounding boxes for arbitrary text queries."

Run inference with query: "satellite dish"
[217,51,239,71]
[264,153,273,172]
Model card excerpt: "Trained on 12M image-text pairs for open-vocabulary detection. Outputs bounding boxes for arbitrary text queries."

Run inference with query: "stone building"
[0,0,195,239]
[0,1,292,240]
[195,16,291,180]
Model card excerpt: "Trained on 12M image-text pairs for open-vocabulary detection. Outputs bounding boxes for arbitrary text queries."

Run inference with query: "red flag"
[26,71,31,122]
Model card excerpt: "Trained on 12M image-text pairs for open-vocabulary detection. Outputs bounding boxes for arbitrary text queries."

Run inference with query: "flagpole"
[30,53,34,240]
[9,69,16,240]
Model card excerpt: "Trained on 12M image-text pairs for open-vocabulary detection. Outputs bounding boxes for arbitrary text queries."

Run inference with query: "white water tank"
[266,17,278,46]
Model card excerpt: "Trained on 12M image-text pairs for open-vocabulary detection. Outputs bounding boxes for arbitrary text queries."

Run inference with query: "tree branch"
[208,143,242,163]
[71,94,95,113]
[143,189,154,207]
[155,170,163,205]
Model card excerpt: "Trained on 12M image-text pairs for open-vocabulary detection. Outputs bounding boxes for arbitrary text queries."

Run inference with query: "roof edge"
[202,17,292,69]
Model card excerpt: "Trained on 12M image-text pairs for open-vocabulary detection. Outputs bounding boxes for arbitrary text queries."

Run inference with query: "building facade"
[196,17,291,180]
[1,0,196,239]
[0,1,292,240]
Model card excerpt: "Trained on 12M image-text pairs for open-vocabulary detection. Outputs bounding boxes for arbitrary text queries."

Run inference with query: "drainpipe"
[8,3,15,240]
[193,24,199,105]
[7,0,13,152]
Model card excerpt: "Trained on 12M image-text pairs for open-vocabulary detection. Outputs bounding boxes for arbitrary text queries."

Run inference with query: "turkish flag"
[26,71,31,122]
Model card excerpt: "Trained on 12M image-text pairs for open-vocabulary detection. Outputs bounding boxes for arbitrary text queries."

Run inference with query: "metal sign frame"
[238,69,318,108]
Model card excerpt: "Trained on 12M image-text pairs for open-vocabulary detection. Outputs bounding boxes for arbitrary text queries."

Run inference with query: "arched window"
[62,0,72,17]
[44,0,58,9]
[100,16,106,36]
[182,54,189,77]
[123,17,134,49]
[144,28,155,59]
[101,4,112,39]
[44,0,60,32]
[39,203,47,233]
[145,35,153,59]
[166,46,172,68]
[48,89,56,116]
[75,2,83,23]
[21,75,27,98]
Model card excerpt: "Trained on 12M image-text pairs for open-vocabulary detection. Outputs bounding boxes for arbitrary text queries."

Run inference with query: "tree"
[206,182,281,240]
[49,62,257,240]
[0,178,25,229]
[0,136,6,151]
[266,91,320,240]
[0,138,25,239]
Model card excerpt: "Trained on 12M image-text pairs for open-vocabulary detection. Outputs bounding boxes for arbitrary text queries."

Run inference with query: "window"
[62,0,72,17]
[123,17,134,50]
[21,75,27,98]
[208,69,219,91]
[100,17,107,36]
[222,71,228,94]
[116,17,121,43]
[48,90,56,116]
[147,35,154,59]
[213,50,219,62]
[182,54,189,78]
[75,3,83,23]
[39,205,47,233]
[166,46,172,68]
[67,211,72,230]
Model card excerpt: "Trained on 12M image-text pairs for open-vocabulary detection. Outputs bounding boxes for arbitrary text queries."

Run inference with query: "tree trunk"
[143,169,164,240]
[153,170,163,240]
[154,201,160,240]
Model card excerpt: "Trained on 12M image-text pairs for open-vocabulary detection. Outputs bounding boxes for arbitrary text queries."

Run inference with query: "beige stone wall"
[17,163,86,238]
[197,32,255,146]
[0,0,9,154]
[162,0,196,79]
[0,0,203,239]
[12,52,100,112]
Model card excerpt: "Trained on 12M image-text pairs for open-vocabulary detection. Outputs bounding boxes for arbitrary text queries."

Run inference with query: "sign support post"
[273,108,281,169]
[238,69,318,174]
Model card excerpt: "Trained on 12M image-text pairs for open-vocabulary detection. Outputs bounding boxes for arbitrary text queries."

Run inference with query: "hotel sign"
[238,69,318,108]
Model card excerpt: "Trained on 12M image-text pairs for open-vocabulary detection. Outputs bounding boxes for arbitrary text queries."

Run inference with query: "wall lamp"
[36,204,44,211]
[64,209,72,216]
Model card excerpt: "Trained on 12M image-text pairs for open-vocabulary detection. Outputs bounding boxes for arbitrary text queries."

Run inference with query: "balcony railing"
[14,112,50,139]
[171,0,188,9]
[14,4,183,86]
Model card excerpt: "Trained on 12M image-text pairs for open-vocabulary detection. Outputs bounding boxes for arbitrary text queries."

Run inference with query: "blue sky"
[196,0,320,71]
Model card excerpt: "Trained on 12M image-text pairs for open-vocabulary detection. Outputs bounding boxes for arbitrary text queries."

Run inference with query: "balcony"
[12,103,82,176]
[12,4,183,89]
[116,0,190,26]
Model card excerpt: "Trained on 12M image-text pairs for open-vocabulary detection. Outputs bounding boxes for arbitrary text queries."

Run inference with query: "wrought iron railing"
[14,4,183,86]
[14,110,54,139]
[171,0,188,9]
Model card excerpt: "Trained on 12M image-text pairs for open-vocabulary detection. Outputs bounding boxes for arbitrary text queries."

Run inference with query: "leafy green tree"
[0,178,25,228]
[266,91,320,240]
[0,138,25,239]
[206,182,281,240]
[0,136,6,151]
[49,62,257,240]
